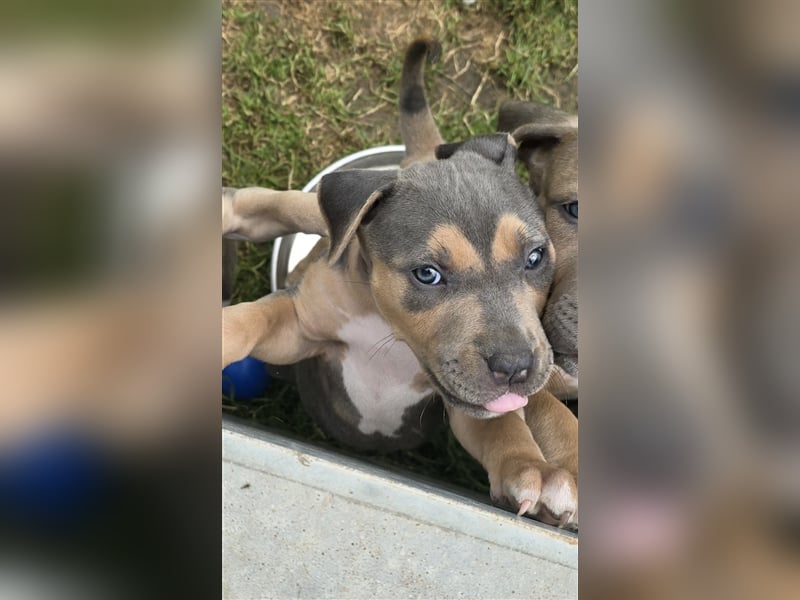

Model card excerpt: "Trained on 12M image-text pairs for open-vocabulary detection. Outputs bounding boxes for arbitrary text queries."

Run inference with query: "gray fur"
[296,356,443,451]
[498,101,579,381]
[364,147,545,267]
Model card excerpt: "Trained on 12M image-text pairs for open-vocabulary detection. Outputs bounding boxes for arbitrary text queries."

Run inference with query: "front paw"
[490,457,578,530]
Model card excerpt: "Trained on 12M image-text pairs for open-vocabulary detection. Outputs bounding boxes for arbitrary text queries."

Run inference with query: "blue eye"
[562,201,578,220]
[412,266,443,285]
[525,247,545,269]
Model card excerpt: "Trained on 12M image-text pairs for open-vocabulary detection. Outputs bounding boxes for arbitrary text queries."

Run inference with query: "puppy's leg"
[222,292,323,369]
[448,408,577,527]
[524,389,579,528]
[525,389,579,477]
[223,187,326,242]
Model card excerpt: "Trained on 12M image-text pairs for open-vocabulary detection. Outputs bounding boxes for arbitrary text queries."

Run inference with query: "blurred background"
[580,0,800,597]
[2,0,799,598]
[0,0,220,598]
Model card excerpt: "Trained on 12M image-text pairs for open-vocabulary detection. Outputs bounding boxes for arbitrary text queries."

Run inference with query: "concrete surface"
[223,418,578,599]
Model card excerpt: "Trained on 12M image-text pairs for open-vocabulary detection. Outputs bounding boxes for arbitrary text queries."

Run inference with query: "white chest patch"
[337,315,433,437]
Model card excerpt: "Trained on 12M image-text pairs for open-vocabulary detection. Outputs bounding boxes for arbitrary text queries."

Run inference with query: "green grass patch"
[487,0,578,110]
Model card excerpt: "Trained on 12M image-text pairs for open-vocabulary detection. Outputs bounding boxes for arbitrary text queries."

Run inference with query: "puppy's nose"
[486,351,534,385]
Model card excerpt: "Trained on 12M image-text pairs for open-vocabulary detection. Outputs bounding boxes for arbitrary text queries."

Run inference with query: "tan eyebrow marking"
[492,213,527,263]
[427,224,484,272]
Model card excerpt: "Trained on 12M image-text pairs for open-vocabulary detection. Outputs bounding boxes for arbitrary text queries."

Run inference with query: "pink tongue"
[483,392,528,413]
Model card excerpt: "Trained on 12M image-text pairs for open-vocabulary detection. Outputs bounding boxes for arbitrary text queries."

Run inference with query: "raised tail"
[399,37,444,167]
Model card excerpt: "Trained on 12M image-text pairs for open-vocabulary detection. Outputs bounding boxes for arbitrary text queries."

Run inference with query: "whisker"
[546,363,577,405]
[547,362,559,382]
[380,337,398,358]
[418,394,438,428]
[367,332,394,355]
[367,333,396,362]
[545,363,564,390]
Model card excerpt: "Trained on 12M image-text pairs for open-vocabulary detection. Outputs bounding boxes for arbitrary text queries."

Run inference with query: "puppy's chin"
[425,354,555,419]
[434,368,553,419]
[441,393,506,419]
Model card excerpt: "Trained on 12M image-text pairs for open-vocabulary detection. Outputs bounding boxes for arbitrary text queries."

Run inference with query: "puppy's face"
[536,129,578,383]
[503,105,579,386]
[359,139,555,418]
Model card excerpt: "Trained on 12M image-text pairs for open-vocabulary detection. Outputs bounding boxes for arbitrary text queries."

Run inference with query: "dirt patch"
[302,0,508,136]
[224,0,530,173]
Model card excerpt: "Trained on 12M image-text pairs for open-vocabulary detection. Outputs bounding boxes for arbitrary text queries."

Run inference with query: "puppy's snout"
[486,350,533,385]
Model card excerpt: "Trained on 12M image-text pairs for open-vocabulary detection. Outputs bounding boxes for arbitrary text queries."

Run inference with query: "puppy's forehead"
[492,213,530,263]
[427,223,484,271]
[368,158,543,264]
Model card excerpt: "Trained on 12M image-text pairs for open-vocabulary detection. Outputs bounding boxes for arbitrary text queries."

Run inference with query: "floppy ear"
[435,133,517,170]
[434,141,460,160]
[497,101,577,196]
[511,123,574,196]
[317,169,397,265]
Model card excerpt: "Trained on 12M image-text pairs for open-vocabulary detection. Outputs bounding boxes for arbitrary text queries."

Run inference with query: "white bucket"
[269,145,405,291]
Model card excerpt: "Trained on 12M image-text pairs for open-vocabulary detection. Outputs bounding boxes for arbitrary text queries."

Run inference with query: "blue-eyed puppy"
[341,135,555,419]
[222,134,555,448]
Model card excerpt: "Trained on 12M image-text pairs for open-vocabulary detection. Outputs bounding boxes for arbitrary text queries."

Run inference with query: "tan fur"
[536,131,578,292]
[223,188,325,242]
[399,37,443,167]
[447,107,579,528]
[524,389,579,476]
[370,260,484,347]
[401,112,443,167]
[544,365,578,399]
[491,213,528,264]
[222,293,322,368]
[222,243,376,370]
[513,287,547,322]
[427,224,484,272]
[447,405,576,526]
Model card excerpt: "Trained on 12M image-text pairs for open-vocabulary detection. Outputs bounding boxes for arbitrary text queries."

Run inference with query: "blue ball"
[222,356,271,400]
[0,429,108,526]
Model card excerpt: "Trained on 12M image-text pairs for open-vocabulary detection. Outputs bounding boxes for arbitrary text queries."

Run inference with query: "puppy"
[222,38,577,526]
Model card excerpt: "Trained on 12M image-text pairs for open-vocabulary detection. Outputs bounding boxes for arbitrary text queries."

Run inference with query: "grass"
[222,0,577,496]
